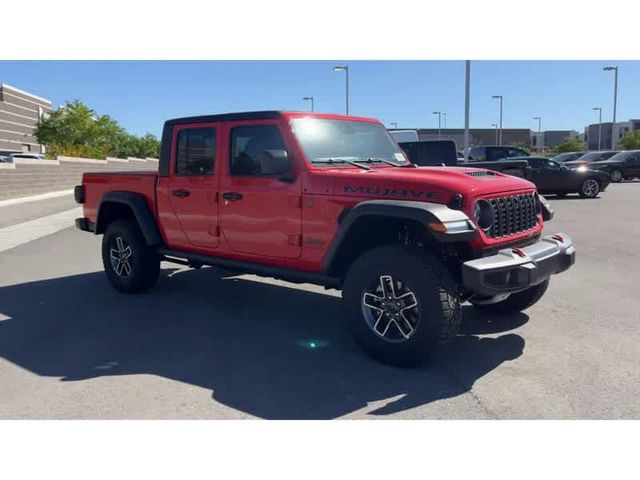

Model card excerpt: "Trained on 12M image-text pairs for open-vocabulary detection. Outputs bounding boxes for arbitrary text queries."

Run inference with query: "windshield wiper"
[311,158,370,171]
[360,157,416,168]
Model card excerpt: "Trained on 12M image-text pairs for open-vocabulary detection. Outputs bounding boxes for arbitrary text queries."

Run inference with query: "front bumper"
[462,233,575,297]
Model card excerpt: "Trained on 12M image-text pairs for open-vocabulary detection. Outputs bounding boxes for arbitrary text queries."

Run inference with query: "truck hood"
[329,166,536,202]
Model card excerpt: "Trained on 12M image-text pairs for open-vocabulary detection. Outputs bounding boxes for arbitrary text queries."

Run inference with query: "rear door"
[166,123,221,249]
[219,121,303,259]
[626,155,640,176]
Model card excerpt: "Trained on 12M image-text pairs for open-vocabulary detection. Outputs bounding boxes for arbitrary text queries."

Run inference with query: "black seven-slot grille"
[486,193,538,238]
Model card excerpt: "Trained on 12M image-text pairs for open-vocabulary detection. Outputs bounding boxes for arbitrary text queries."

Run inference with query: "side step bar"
[157,248,341,289]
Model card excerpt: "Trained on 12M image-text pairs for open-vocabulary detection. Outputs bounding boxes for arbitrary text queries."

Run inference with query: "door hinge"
[287,234,302,246]
[289,195,303,208]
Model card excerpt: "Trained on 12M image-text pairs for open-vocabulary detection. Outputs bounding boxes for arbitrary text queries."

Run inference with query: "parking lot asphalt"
[0,183,639,419]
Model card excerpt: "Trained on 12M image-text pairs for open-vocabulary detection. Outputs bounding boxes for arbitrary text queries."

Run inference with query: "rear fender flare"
[96,192,163,246]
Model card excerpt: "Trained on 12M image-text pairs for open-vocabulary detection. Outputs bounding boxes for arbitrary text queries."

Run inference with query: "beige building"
[0,83,52,155]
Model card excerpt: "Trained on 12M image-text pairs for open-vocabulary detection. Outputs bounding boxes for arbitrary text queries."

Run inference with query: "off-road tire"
[471,279,549,315]
[342,245,461,367]
[102,219,160,293]
[579,178,600,198]
[610,169,623,183]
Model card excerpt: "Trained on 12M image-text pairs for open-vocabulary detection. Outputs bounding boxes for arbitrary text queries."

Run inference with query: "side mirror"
[261,149,292,181]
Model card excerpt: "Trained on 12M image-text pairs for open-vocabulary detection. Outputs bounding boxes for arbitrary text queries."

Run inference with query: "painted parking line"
[0,208,81,253]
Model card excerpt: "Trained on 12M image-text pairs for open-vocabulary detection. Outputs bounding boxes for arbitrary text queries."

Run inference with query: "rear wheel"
[342,245,461,367]
[102,219,160,293]
[579,178,600,198]
[471,279,549,315]
[610,169,623,183]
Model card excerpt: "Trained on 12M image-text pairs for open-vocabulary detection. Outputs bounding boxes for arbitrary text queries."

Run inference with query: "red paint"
[80,111,544,273]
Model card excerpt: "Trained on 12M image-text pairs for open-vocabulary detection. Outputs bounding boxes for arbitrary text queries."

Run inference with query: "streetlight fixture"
[492,95,503,144]
[333,65,349,115]
[432,111,442,139]
[593,107,603,151]
[301,96,314,112]
[491,123,499,144]
[390,122,398,129]
[603,65,619,148]
[533,116,542,151]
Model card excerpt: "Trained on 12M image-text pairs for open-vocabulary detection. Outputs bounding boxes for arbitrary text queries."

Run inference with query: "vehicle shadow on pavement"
[0,267,526,419]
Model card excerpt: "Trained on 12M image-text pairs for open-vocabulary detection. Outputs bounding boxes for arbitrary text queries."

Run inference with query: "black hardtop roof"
[164,110,282,126]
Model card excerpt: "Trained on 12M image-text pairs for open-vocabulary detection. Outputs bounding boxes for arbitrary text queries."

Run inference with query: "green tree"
[553,136,586,153]
[618,131,640,150]
[510,141,530,152]
[35,100,159,159]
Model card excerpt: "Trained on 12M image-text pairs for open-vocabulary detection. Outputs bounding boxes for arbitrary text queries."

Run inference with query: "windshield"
[603,151,638,162]
[577,151,612,162]
[291,118,407,166]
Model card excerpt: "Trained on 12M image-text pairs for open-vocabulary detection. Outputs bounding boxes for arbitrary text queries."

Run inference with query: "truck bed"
[81,171,158,224]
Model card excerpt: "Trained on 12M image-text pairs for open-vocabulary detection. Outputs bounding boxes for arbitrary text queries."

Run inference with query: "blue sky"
[2,61,637,137]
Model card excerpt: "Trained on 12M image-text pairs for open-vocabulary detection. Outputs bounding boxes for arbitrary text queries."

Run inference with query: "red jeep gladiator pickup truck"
[75,111,575,366]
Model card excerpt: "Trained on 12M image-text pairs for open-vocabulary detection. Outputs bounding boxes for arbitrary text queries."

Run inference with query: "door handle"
[172,189,190,198]
[222,192,243,201]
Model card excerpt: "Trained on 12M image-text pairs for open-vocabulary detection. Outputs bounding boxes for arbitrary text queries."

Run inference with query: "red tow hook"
[512,247,526,258]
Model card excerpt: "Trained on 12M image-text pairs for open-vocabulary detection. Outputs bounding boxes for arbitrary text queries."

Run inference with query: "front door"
[166,123,220,249]
[219,122,302,259]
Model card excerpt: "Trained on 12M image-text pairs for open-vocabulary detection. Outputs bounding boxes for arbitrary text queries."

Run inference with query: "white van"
[389,129,419,143]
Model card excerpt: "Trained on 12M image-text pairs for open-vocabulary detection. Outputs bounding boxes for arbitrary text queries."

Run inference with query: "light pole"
[533,116,542,151]
[333,65,349,115]
[390,122,397,129]
[492,95,503,144]
[443,112,447,129]
[433,111,442,139]
[302,96,314,112]
[464,61,470,161]
[593,107,602,150]
[491,123,498,144]
[603,65,619,148]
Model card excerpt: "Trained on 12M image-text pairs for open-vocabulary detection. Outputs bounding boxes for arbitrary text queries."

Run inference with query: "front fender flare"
[322,199,476,274]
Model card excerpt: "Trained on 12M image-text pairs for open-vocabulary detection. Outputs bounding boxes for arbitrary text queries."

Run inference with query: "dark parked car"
[589,150,640,183]
[400,140,530,178]
[565,150,617,168]
[506,156,610,198]
[399,140,458,166]
[467,145,530,162]
[551,151,586,163]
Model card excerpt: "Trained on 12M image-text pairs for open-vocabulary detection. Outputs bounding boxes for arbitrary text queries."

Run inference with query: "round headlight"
[473,199,495,230]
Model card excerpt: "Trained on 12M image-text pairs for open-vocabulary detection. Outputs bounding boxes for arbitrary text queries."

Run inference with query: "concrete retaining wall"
[0,157,158,200]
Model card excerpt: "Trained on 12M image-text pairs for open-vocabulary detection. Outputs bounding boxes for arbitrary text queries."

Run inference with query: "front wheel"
[579,178,600,198]
[102,219,160,293]
[342,246,461,367]
[610,169,623,183]
[471,279,549,315]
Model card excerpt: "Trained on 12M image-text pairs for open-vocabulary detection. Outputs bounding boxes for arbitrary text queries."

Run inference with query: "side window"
[507,148,527,158]
[490,147,509,161]
[469,147,485,161]
[176,127,216,175]
[230,125,286,176]
[528,158,542,169]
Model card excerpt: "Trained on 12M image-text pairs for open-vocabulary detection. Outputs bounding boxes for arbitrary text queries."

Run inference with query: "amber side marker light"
[428,221,448,233]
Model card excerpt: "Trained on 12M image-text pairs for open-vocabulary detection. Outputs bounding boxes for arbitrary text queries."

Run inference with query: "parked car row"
[0,153,46,163]
[397,139,638,199]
